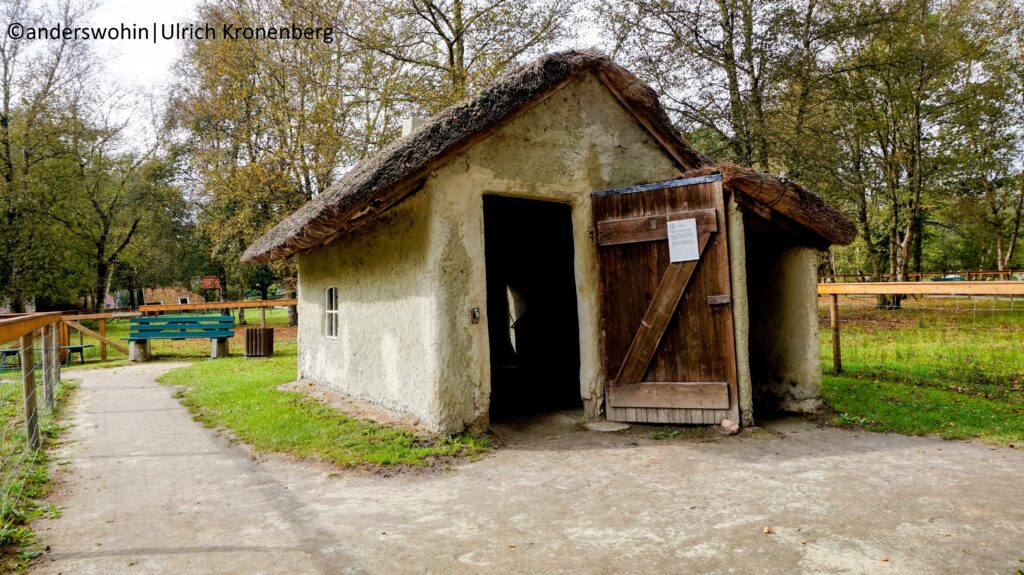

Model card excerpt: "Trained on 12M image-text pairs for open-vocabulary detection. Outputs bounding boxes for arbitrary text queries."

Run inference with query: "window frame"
[325,287,339,339]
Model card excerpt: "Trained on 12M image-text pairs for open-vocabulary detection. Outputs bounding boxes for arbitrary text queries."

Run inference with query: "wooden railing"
[137,299,296,313]
[0,312,63,451]
[818,281,1024,296]
[0,312,64,545]
[138,299,297,328]
[0,312,63,347]
[817,281,1024,375]
[822,270,1019,282]
[52,301,297,359]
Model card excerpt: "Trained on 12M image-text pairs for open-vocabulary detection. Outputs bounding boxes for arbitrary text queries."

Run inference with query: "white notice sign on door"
[667,218,699,262]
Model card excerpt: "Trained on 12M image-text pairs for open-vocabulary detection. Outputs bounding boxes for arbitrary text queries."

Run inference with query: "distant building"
[143,287,206,306]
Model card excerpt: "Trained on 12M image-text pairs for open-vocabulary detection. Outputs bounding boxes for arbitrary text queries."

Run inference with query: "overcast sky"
[65,0,603,145]
[86,1,603,92]
[89,0,201,92]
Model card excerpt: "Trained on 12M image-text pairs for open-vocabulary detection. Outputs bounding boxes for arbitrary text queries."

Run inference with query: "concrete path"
[32,364,1024,574]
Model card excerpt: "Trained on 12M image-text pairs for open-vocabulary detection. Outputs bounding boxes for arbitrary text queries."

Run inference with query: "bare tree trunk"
[740,0,768,168]
[93,261,108,313]
[1000,173,1024,270]
[716,0,750,165]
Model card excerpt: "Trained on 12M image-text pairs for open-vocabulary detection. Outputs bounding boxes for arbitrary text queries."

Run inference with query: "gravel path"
[31,363,1024,574]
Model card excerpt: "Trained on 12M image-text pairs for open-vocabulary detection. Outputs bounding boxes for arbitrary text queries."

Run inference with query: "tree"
[29,89,176,312]
[349,0,580,109]
[834,0,1019,281]
[171,0,370,323]
[0,0,93,309]
[598,0,802,168]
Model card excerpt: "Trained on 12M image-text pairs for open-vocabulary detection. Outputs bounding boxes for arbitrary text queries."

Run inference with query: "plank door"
[592,175,739,425]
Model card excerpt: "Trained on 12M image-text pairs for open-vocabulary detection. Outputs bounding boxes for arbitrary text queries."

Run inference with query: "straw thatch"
[243,49,853,263]
[242,49,708,263]
[681,164,856,246]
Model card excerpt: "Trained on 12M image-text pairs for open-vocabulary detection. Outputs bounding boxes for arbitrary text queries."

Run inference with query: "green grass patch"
[823,374,1024,444]
[817,297,1024,443]
[157,345,489,467]
[818,297,1024,399]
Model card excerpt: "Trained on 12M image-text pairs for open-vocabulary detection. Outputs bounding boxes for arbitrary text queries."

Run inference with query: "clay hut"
[243,50,855,433]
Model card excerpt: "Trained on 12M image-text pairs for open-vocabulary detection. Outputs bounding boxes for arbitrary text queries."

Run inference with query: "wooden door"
[592,174,739,425]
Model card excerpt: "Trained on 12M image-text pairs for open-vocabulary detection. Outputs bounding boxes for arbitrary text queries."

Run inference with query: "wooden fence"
[138,298,297,327]
[137,298,295,313]
[0,312,64,537]
[51,299,298,364]
[817,281,1024,374]
[822,270,1019,283]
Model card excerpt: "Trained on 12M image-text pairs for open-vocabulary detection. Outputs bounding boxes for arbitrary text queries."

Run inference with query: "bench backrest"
[129,315,235,340]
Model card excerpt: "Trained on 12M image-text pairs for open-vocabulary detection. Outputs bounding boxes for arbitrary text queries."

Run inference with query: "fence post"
[59,320,69,364]
[829,294,842,374]
[260,307,266,328]
[98,315,108,360]
[41,324,55,409]
[20,333,40,450]
[51,320,60,386]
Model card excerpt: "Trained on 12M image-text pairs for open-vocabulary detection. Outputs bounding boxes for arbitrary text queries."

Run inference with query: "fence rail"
[137,299,296,313]
[47,301,298,365]
[822,270,1020,282]
[817,282,1024,396]
[0,313,64,541]
[819,281,1024,296]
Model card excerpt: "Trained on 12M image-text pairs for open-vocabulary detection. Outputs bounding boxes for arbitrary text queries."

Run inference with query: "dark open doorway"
[483,196,582,421]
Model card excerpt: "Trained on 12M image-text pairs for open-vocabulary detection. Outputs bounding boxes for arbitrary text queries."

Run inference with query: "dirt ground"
[31,364,1024,574]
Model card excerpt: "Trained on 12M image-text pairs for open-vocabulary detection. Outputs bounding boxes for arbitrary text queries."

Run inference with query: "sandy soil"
[30,363,1024,574]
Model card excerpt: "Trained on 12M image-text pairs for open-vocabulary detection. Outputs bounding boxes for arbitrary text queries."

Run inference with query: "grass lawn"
[823,374,1024,444]
[157,344,489,467]
[818,296,1024,444]
[818,296,1024,394]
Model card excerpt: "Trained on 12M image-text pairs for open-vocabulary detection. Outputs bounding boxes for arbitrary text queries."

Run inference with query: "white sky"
[73,0,603,144]
[88,0,201,92]
[86,0,603,93]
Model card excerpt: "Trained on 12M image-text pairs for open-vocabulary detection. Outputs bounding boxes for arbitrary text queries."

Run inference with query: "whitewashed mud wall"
[298,72,682,433]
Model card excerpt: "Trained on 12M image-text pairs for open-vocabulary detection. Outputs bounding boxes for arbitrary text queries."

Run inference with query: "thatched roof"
[243,49,854,263]
[681,164,856,247]
[242,49,708,263]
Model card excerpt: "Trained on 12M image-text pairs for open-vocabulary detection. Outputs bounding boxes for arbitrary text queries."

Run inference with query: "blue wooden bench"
[125,315,235,361]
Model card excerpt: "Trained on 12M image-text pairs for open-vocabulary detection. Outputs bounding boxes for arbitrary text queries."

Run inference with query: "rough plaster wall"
[745,240,823,412]
[426,72,681,431]
[296,72,680,434]
[296,192,444,429]
[726,195,754,426]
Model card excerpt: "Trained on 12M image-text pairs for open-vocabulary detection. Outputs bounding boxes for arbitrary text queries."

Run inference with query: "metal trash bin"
[244,327,274,357]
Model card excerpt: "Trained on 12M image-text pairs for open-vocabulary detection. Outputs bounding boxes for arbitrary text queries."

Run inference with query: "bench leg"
[128,340,150,362]
[211,338,229,359]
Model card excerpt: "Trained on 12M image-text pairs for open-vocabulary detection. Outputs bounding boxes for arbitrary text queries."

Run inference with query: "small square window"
[325,287,339,338]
